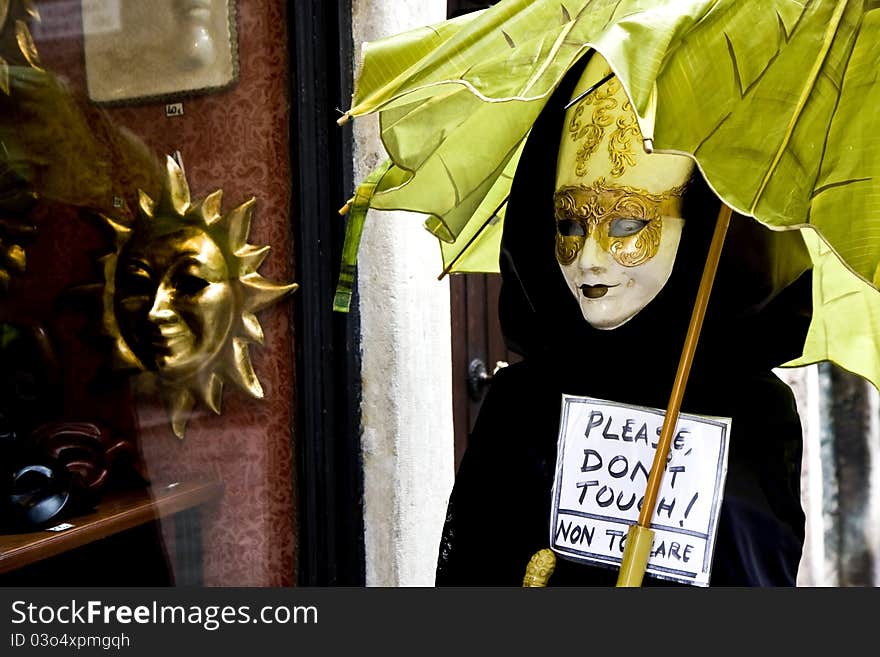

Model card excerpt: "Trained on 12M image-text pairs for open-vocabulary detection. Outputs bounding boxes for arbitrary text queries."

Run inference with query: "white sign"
[550,395,731,587]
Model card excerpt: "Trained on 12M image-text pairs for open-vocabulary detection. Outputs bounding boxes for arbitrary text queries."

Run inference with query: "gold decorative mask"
[102,156,297,438]
[555,53,695,330]
[554,180,686,267]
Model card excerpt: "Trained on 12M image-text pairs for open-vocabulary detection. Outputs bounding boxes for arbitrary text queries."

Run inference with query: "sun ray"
[224,197,255,252]
[104,216,132,245]
[240,273,298,313]
[160,157,190,216]
[240,311,264,344]
[138,189,155,218]
[167,388,196,440]
[15,19,41,69]
[22,0,38,21]
[229,337,263,398]
[195,189,223,225]
[203,371,224,414]
[236,244,271,275]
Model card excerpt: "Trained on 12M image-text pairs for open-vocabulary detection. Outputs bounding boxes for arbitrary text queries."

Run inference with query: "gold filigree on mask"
[607,101,640,178]
[555,231,581,265]
[554,189,586,266]
[554,179,687,267]
[568,79,620,177]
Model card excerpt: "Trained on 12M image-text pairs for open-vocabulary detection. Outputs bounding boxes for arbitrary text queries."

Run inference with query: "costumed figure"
[436,53,811,587]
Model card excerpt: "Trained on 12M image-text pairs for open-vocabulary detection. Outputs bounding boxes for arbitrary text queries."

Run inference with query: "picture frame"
[82,0,239,105]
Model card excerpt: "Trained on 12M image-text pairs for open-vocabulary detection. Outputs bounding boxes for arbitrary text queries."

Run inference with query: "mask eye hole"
[608,217,648,238]
[118,263,154,298]
[557,219,585,237]
[173,273,210,296]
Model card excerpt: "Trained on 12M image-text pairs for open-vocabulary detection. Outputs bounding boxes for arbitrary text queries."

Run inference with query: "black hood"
[498,55,812,408]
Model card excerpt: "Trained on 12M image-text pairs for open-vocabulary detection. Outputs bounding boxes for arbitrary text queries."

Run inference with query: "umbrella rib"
[520,11,583,97]
[725,30,784,99]
[436,154,462,208]
[806,8,866,206]
[694,112,732,157]
[521,40,569,96]
[810,177,872,200]
[750,0,849,214]
[603,0,626,28]
[437,193,510,279]
[564,71,615,109]
[776,10,792,44]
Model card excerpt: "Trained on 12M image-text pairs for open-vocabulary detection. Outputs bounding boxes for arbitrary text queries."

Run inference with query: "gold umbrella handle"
[522,548,557,587]
[617,202,733,587]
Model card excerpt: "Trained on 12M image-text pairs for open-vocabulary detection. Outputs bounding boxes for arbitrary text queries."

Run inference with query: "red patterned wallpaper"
[26,0,297,586]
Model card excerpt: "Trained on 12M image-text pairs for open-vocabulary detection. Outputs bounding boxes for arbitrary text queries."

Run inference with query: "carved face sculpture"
[103,156,297,438]
[114,222,234,379]
[555,54,695,329]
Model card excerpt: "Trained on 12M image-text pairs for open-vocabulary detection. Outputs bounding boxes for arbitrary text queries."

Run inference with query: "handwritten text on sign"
[550,395,730,587]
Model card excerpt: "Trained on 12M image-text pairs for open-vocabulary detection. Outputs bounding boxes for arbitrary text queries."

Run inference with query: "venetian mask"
[555,53,695,330]
[102,156,297,438]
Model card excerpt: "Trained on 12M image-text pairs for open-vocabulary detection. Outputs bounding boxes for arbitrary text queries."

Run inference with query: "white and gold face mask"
[555,54,694,330]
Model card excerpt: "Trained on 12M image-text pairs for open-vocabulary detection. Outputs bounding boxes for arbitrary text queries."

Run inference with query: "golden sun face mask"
[102,156,298,438]
[114,223,235,379]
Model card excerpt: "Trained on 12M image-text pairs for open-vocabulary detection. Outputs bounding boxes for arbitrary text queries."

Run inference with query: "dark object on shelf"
[0,320,145,533]
[0,421,147,533]
[32,421,148,500]
[2,460,72,531]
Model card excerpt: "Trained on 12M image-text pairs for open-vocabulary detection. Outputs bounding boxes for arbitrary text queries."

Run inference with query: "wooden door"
[446,1,512,473]
[450,275,521,472]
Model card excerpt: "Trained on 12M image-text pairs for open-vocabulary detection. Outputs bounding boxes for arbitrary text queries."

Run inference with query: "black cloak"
[435,57,811,587]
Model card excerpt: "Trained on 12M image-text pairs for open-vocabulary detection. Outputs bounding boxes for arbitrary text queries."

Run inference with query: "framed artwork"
[82,0,239,104]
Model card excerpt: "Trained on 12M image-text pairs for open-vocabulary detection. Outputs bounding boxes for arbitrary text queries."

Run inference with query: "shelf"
[0,479,224,575]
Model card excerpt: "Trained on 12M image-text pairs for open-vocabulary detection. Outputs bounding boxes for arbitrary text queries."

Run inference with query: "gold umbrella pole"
[616,203,733,587]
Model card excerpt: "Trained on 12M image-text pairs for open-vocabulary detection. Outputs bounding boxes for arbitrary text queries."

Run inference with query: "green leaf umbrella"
[336,0,880,583]
[338,0,880,389]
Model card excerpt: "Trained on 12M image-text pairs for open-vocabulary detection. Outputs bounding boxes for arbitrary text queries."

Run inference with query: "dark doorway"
[290,0,365,586]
